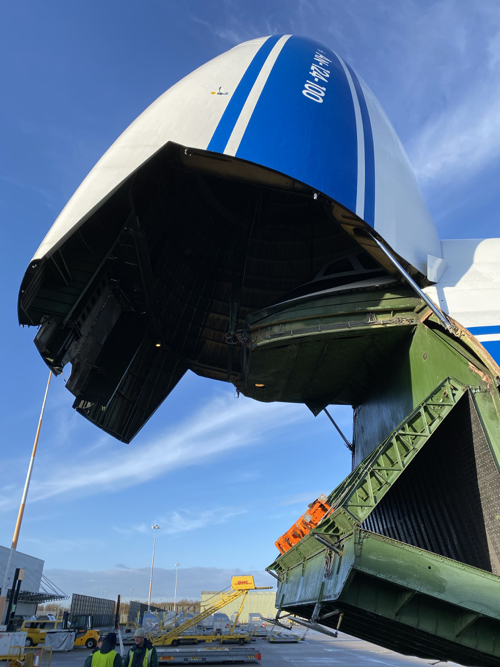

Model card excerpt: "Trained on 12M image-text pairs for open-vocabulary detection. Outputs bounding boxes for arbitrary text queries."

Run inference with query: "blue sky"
[2,0,500,604]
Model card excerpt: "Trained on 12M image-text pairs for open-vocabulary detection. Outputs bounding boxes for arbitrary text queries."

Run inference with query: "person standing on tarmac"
[123,628,158,667]
[83,632,122,667]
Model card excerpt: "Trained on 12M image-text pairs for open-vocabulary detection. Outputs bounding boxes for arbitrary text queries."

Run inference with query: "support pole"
[174,563,180,617]
[115,595,121,630]
[5,568,24,631]
[323,408,353,451]
[1,372,52,620]
[148,525,160,611]
[367,233,453,332]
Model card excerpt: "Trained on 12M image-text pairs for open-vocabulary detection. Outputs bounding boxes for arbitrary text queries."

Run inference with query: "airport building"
[0,545,67,619]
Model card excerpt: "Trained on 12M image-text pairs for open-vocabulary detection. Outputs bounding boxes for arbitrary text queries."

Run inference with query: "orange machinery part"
[275,494,331,555]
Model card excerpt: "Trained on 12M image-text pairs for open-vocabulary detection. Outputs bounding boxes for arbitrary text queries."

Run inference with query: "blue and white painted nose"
[31,35,441,278]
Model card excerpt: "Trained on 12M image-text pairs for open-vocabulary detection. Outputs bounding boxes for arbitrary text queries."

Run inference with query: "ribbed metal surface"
[470,393,500,574]
[363,392,500,572]
[286,599,500,667]
[69,593,115,627]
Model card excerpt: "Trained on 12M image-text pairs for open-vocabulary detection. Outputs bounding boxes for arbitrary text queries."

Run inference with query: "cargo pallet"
[267,634,301,643]
[157,646,261,663]
[157,634,251,646]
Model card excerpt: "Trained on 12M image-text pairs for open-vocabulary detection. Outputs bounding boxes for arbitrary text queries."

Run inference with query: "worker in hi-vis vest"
[123,628,158,667]
[84,632,122,667]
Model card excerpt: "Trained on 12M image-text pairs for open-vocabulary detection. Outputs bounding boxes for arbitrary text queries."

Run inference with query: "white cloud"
[390,3,500,190]
[189,0,287,46]
[1,394,308,510]
[409,82,500,187]
[231,470,261,483]
[113,524,150,536]
[112,507,246,537]
[44,565,276,603]
[23,535,105,554]
[158,508,247,535]
[280,491,324,507]
[168,1,500,195]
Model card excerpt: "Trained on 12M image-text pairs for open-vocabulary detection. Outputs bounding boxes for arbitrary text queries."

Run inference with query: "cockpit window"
[357,252,379,270]
[323,258,354,275]
[272,250,391,305]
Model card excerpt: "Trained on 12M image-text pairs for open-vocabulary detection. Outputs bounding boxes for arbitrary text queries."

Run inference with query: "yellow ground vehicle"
[73,629,100,648]
[70,614,101,649]
[152,575,272,646]
[21,620,63,646]
[20,617,99,648]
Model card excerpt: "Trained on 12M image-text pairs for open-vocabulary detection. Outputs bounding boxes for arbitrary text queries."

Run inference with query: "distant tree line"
[121,599,200,614]
[38,598,201,616]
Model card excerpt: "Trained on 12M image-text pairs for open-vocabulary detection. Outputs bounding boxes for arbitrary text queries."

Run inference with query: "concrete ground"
[26,631,460,666]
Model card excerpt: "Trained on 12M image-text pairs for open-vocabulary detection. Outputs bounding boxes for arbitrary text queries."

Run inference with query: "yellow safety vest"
[127,647,152,667]
[91,650,118,667]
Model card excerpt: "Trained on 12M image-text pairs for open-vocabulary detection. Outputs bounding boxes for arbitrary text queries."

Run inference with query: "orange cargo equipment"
[275,494,331,554]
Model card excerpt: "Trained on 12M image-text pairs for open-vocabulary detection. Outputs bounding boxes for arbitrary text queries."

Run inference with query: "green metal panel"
[242,287,425,409]
[473,389,500,469]
[268,368,500,664]
[269,377,468,574]
[353,321,498,464]
[272,529,500,665]
[351,530,500,618]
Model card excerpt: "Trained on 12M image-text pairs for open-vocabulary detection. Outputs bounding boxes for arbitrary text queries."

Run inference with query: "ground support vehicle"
[69,615,100,649]
[21,616,99,649]
[156,646,261,663]
[156,633,252,647]
[267,633,301,643]
[249,628,267,638]
[152,576,270,647]
[20,621,63,647]
[264,619,304,643]
[73,628,100,649]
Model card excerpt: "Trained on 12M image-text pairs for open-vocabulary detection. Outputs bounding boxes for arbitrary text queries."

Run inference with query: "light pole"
[148,525,160,611]
[1,372,52,618]
[174,563,180,616]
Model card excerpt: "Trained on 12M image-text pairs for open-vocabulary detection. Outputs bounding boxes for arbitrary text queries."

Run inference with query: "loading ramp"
[268,377,500,666]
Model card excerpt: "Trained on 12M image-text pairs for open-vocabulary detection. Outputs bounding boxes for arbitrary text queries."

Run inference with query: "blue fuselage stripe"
[207,35,282,153]
[467,325,500,366]
[468,325,500,335]
[344,62,375,227]
[478,341,500,365]
[234,36,358,213]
